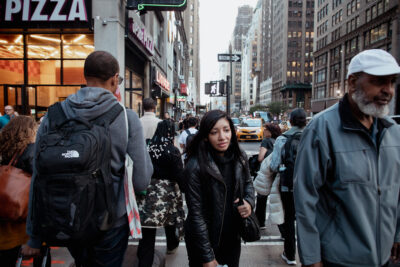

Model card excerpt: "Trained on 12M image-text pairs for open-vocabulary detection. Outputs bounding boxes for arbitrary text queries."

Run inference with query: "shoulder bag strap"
[48,102,67,131]
[92,103,123,127]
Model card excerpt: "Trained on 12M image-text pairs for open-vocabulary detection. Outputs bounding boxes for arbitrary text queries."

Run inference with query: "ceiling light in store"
[31,35,61,43]
[28,51,38,56]
[83,45,94,49]
[66,50,72,55]
[41,46,55,51]
[50,51,59,57]
[15,35,22,43]
[0,40,8,44]
[73,34,85,43]
[7,45,14,50]
[75,51,87,57]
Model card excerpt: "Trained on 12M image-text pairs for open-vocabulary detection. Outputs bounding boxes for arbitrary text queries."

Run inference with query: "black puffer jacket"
[184,151,255,264]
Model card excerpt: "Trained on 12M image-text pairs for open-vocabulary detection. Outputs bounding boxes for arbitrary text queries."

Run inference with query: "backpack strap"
[185,129,191,136]
[48,102,67,131]
[92,103,123,127]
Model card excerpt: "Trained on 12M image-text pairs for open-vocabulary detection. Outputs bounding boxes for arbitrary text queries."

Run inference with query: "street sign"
[217,54,241,62]
[127,0,187,11]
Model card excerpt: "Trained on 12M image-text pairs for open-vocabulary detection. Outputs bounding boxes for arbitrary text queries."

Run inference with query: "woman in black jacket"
[137,120,185,267]
[184,110,255,267]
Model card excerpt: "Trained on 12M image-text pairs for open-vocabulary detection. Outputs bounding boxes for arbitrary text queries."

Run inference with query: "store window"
[125,67,143,115]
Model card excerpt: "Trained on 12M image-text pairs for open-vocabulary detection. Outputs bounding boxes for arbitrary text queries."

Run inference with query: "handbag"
[122,105,143,239]
[0,151,31,221]
[237,176,261,242]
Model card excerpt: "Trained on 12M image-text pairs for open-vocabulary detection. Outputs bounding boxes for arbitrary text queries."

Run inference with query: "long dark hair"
[185,110,245,167]
[148,120,178,162]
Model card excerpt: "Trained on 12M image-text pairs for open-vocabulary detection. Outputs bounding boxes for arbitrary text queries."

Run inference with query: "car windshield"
[232,118,240,124]
[240,119,261,127]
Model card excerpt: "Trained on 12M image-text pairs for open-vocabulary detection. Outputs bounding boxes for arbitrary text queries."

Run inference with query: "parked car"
[236,118,264,141]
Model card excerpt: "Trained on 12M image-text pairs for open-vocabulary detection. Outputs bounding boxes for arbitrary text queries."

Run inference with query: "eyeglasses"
[5,108,13,111]
[118,75,123,85]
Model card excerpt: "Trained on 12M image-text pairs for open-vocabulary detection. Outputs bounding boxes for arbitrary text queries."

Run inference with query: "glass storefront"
[0,31,93,120]
[125,67,143,115]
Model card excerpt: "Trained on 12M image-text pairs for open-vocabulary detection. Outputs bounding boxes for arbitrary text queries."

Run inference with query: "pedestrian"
[0,116,51,267]
[22,50,153,267]
[140,98,162,144]
[164,111,171,120]
[270,108,307,265]
[137,120,185,266]
[255,123,282,229]
[0,105,17,130]
[184,110,255,267]
[178,117,198,150]
[294,49,400,266]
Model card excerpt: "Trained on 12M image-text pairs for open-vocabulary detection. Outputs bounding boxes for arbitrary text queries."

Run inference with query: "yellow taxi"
[236,118,264,141]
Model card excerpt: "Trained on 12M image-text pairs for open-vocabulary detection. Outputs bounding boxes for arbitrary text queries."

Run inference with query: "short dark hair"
[84,51,119,81]
[143,98,156,111]
[264,122,282,139]
[187,117,197,127]
[289,108,307,128]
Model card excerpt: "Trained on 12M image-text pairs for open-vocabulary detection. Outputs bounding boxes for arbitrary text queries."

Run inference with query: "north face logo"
[61,150,80,159]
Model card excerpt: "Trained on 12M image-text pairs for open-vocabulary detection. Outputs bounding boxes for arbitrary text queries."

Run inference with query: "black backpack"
[33,102,123,246]
[279,132,302,190]
[185,129,196,147]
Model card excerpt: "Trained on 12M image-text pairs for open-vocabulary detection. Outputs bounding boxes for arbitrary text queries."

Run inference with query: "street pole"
[227,44,232,115]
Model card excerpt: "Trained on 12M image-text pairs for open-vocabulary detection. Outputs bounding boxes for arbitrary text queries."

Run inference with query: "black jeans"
[68,222,129,267]
[137,225,179,267]
[280,191,296,261]
[255,194,268,227]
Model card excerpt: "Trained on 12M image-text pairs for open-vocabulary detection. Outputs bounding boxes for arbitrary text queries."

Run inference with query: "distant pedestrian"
[137,120,185,267]
[179,117,198,151]
[255,123,282,229]
[140,98,162,144]
[184,110,255,267]
[294,49,400,266]
[270,108,307,265]
[0,105,16,130]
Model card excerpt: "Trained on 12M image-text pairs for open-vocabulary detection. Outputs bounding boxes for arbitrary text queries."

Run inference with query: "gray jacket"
[294,95,400,266]
[27,87,153,248]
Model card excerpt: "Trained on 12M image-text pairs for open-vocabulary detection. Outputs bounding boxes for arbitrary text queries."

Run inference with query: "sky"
[199,0,259,104]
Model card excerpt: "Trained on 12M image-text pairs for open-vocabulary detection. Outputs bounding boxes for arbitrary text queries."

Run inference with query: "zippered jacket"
[184,151,255,264]
[294,95,400,266]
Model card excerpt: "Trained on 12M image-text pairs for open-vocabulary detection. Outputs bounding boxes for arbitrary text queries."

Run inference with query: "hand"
[234,198,252,218]
[21,244,41,258]
[302,262,323,267]
[203,259,218,267]
[392,242,400,263]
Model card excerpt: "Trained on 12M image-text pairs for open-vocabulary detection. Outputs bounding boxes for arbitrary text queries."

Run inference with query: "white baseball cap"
[347,49,400,78]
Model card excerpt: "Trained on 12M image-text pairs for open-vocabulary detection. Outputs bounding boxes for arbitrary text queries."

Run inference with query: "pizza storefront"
[0,0,93,120]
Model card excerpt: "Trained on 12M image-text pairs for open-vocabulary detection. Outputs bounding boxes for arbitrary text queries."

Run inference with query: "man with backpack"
[23,51,153,267]
[269,108,307,265]
[178,117,198,150]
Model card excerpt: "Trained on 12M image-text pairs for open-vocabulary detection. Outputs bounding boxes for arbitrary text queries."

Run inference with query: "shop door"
[4,85,37,119]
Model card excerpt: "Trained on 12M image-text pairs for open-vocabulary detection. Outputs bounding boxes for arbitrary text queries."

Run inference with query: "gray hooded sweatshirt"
[27,87,153,248]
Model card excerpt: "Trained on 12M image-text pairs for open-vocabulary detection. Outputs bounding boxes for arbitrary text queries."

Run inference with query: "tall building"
[312,0,400,114]
[271,0,314,111]
[183,0,201,109]
[260,0,273,82]
[231,5,253,113]
[241,1,262,112]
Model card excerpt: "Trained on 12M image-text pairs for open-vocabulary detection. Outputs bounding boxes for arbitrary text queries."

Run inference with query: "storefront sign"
[0,0,92,28]
[180,83,187,95]
[127,0,187,11]
[128,12,154,55]
[155,69,170,92]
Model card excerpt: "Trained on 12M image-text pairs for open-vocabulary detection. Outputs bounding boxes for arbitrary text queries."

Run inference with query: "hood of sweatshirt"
[61,87,118,120]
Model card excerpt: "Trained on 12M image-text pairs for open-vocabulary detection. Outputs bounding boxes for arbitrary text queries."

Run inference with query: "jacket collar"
[339,93,393,131]
[143,112,156,117]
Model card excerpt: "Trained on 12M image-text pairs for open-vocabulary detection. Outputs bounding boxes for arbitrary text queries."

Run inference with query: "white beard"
[351,89,389,118]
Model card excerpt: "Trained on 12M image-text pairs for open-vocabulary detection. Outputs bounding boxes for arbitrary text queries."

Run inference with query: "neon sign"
[127,0,187,11]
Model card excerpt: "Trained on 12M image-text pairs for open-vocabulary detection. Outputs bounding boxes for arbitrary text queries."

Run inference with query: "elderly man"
[294,49,400,267]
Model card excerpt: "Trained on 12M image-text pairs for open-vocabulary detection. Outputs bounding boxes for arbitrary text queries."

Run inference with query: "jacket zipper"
[376,127,386,266]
